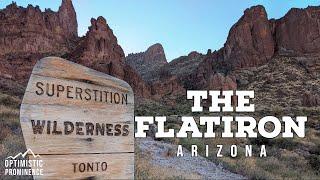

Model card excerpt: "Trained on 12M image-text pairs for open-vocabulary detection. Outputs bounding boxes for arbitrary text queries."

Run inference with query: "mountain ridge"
[137,5,320,103]
[1,1,320,103]
[0,0,151,98]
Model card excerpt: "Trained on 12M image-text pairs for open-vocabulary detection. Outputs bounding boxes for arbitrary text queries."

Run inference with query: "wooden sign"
[20,57,134,179]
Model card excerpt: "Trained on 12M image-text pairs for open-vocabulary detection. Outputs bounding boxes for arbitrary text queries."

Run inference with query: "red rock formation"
[125,43,167,82]
[191,5,320,94]
[175,5,276,92]
[0,54,44,84]
[203,5,320,71]
[0,0,77,55]
[207,73,237,90]
[124,65,151,98]
[275,6,320,55]
[0,1,151,98]
[68,16,151,98]
[221,5,275,68]
[151,76,185,101]
[144,43,167,65]
[2,1,320,102]
[187,51,202,60]
[0,0,78,85]
[70,16,126,78]
[58,0,78,38]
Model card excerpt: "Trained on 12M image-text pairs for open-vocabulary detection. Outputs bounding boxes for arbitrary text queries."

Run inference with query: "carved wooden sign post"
[20,57,134,179]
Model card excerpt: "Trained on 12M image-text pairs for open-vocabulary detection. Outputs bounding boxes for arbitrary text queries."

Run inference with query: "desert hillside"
[0,0,320,179]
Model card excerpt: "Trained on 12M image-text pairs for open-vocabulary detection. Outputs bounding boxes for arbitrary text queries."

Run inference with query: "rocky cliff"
[274,6,320,55]
[0,0,78,86]
[0,0,77,56]
[128,5,320,105]
[1,1,320,104]
[67,16,151,98]
[206,5,320,69]
[222,5,275,68]
[69,16,126,78]
[189,5,320,93]
[220,5,320,68]
[126,43,167,82]
[0,0,151,98]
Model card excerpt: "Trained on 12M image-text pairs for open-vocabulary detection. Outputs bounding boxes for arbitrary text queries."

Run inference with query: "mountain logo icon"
[6,148,41,159]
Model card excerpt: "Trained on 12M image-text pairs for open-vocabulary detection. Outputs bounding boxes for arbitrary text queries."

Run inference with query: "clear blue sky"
[1,0,319,61]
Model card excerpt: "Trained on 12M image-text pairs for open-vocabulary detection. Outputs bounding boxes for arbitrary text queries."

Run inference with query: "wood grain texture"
[31,57,132,92]
[30,153,134,180]
[22,74,134,109]
[20,57,134,179]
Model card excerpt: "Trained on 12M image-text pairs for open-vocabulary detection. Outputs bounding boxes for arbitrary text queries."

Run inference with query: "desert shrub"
[272,105,282,116]
[309,144,320,155]
[222,145,246,159]
[165,122,180,131]
[247,170,273,180]
[249,136,271,146]
[0,111,19,122]
[271,138,299,150]
[135,167,151,180]
[179,138,206,156]
[0,94,20,108]
[296,107,314,116]
[135,146,151,180]
[251,137,299,151]
[165,147,176,157]
[257,157,283,173]
[309,154,320,172]
[264,146,281,158]
[0,112,20,132]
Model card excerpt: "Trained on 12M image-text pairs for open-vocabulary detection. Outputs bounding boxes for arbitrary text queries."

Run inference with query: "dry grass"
[135,145,201,180]
[153,56,320,179]
[0,92,28,179]
[164,124,320,179]
[0,56,319,179]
